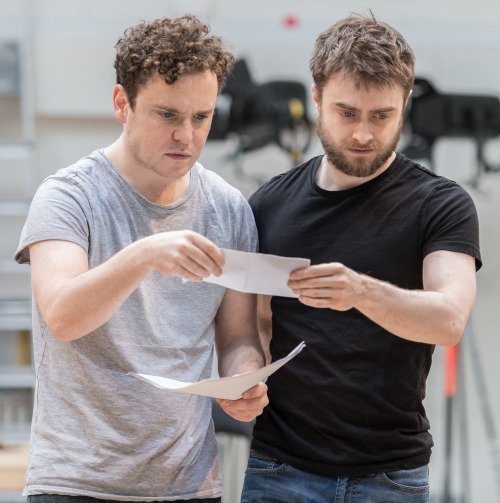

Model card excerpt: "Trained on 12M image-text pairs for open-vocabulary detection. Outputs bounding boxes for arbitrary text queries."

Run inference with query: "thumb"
[242,381,268,399]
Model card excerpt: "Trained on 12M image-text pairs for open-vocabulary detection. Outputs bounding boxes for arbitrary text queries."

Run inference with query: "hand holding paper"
[129,341,305,400]
[201,249,311,298]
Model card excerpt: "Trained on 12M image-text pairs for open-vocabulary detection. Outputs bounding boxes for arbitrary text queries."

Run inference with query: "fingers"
[174,233,224,280]
[190,233,225,272]
[150,230,225,281]
[241,382,268,400]
[176,247,222,281]
[288,264,347,292]
[288,263,360,311]
[216,382,269,422]
[289,263,344,282]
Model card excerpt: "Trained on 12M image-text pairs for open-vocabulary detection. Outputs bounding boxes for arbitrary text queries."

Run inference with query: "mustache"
[343,140,383,150]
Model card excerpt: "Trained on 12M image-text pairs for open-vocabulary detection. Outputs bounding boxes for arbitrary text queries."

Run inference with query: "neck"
[138,174,191,205]
[315,152,396,191]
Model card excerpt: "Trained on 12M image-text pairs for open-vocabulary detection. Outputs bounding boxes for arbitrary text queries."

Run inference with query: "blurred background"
[1,0,500,502]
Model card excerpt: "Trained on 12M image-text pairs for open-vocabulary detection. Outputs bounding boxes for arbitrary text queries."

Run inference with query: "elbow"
[438,293,474,347]
[39,297,100,341]
[35,289,95,341]
[442,314,469,347]
[443,332,462,348]
[44,313,86,342]
[47,322,81,342]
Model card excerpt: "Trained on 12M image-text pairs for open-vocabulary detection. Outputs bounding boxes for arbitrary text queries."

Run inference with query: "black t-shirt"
[249,153,481,477]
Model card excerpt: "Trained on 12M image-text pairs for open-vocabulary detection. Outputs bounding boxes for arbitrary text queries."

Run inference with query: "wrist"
[121,237,155,276]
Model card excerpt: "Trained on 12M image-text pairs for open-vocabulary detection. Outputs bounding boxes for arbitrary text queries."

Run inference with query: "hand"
[216,382,269,422]
[145,230,224,282]
[288,262,365,310]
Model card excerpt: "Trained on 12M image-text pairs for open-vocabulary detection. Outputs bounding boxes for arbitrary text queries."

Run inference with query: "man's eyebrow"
[154,105,179,112]
[154,105,214,114]
[372,106,396,114]
[335,102,357,111]
[334,102,397,113]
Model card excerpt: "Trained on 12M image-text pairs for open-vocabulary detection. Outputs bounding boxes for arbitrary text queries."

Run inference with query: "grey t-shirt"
[15,149,258,501]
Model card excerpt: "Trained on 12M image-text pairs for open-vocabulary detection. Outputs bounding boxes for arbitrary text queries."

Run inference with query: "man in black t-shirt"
[239,12,481,503]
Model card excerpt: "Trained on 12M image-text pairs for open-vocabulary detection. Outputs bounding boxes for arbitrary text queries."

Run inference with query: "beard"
[317,115,403,178]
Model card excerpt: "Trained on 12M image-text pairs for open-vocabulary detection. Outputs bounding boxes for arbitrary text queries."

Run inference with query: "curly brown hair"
[310,12,415,101]
[114,14,234,109]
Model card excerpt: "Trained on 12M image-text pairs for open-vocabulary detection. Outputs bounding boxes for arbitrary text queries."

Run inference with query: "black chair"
[402,77,500,182]
[209,59,313,162]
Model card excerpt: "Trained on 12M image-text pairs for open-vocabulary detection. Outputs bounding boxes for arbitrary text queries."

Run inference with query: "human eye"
[194,113,209,121]
[341,110,354,118]
[160,111,174,120]
[375,113,389,120]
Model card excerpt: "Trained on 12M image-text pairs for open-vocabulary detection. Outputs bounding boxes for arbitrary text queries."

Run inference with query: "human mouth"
[348,148,374,156]
[165,151,191,161]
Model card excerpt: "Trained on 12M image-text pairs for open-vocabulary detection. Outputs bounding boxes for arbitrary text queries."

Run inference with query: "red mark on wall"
[282,15,300,29]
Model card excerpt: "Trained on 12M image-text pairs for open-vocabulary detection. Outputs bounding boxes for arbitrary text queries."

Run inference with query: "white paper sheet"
[129,341,306,400]
[201,249,310,298]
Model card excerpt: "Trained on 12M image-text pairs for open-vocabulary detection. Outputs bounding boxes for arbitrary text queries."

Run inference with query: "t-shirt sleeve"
[14,175,92,264]
[421,181,482,270]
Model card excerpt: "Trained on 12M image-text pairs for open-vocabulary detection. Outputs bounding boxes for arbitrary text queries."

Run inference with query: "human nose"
[352,120,373,145]
[173,120,193,145]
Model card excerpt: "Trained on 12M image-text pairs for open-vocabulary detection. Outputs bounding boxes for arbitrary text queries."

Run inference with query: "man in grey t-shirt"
[15,15,268,503]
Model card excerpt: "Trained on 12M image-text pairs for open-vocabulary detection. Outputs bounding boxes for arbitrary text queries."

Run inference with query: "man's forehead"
[323,76,407,108]
[135,70,218,103]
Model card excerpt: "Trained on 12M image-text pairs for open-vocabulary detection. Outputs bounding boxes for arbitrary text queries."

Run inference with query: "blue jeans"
[27,495,221,503]
[241,450,429,503]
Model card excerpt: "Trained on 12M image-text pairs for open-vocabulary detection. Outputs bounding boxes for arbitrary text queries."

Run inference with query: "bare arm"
[214,288,268,421]
[30,231,224,341]
[288,250,477,346]
[257,294,273,365]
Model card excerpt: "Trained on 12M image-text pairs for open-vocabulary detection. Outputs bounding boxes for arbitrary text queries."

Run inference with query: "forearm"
[214,290,265,376]
[216,339,268,422]
[217,334,265,377]
[214,290,269,420]
[257,294,273,365]
[289,252,477,347]
[32,240,151,341]
[355,275,472,346]
[31,230,224,341]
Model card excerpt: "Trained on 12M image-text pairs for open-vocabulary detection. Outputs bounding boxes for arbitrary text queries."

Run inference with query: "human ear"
[312,83,321,112]
[112,85,130,124]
